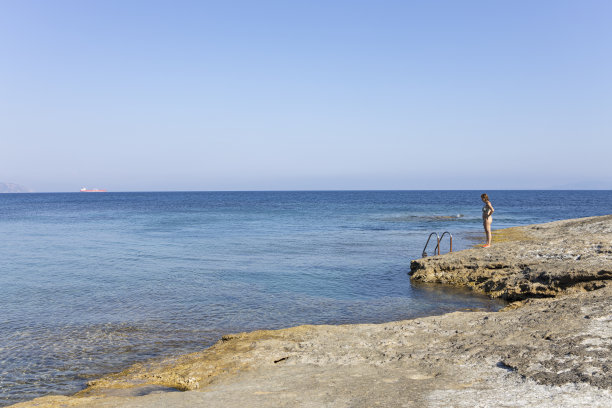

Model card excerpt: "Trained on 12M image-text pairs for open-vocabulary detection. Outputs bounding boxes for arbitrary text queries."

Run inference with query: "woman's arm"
[487,202,494,215]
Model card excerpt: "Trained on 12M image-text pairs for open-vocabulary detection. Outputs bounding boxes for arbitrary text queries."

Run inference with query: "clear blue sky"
[1,0,611,191]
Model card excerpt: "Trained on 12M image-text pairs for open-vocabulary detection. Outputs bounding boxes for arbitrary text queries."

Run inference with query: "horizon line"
[4,188,612,194]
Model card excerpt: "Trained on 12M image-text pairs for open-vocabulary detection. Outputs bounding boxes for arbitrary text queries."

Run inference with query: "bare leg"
[484,217,492,246]
[483,221,488,245]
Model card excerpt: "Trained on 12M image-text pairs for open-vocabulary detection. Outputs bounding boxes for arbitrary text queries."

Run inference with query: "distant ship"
[80,187,107,192]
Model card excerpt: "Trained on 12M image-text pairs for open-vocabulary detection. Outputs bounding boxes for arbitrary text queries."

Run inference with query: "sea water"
[1,190,610,405]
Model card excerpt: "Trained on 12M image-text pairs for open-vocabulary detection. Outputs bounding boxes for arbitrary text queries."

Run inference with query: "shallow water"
[1,190,610,405]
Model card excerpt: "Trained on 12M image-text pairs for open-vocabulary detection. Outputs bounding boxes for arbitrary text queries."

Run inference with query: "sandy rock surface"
[411,215,612,300]
[10,216,612,407]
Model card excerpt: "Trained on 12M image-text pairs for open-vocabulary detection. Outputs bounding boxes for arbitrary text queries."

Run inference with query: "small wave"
[381,214,466,222]
[431,214,465,220]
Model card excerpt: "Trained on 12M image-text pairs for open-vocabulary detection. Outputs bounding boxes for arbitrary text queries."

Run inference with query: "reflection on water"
[410,281,506,312]
[463,230,487,246]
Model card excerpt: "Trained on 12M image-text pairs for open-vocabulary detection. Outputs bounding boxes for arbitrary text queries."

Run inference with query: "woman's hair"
[481,193,489,201]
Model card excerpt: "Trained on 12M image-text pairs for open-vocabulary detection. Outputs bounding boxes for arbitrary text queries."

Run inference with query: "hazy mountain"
[0,182,33,193]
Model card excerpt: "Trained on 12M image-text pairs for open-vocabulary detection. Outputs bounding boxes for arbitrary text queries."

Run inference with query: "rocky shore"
[11,216,612,407]
[410,215,612,301]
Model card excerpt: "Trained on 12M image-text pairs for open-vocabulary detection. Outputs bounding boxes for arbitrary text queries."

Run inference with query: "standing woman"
[481,193,494,247]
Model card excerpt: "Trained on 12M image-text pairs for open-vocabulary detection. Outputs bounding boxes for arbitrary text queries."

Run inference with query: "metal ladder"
[421,231,453,258]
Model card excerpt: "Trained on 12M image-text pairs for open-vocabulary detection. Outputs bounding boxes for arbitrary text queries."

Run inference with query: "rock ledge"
[410,215,612,300]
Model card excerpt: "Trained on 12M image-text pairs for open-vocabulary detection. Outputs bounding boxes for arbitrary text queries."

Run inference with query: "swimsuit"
[483,204,491,218]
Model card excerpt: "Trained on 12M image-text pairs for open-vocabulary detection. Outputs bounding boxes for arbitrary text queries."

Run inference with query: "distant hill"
[0,182,33,193]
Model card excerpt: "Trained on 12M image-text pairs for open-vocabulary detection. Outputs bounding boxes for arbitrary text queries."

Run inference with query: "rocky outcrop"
[410,215,612,300]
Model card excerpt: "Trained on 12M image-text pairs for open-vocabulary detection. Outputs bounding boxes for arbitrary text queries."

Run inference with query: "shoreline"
[10,215,612,407]
[410,215,612,300]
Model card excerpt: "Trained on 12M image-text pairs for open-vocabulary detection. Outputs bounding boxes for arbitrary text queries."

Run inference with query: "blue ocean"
[1,190,610,405]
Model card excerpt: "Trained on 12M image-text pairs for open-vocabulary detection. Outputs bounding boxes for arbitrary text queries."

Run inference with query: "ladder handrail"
[435,231,453,255]
[422,232,440,258]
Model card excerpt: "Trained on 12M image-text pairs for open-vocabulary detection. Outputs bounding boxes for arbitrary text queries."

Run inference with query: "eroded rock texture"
[410,215,612,300]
